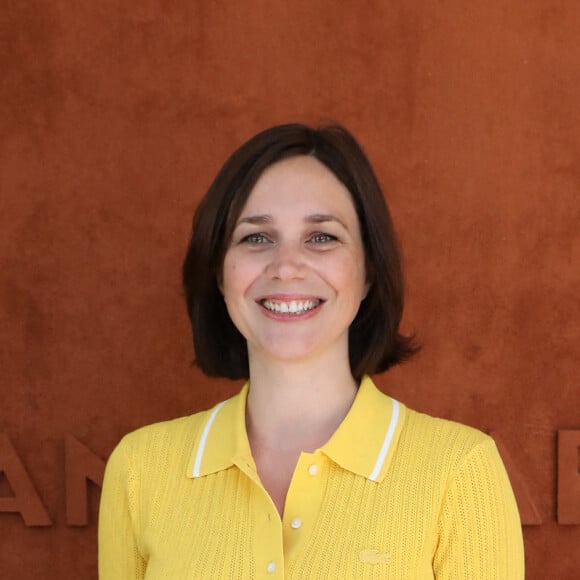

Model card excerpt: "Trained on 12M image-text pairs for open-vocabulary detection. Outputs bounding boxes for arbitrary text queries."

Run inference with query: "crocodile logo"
[359,549,390,564]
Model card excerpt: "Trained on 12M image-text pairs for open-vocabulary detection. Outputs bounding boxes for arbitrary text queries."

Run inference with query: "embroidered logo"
[359,549,390,564]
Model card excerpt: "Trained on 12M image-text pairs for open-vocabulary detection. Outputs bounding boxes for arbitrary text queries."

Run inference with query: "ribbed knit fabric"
[99,377,524,579]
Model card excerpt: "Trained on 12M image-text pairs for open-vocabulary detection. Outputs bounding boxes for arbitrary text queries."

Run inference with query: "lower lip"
[258,302,323,321]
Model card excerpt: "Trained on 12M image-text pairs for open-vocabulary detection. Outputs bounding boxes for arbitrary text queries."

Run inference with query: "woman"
[99,124,525,578]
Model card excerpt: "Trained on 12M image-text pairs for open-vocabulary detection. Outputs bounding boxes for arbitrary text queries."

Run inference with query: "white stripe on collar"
[192,401,227,478]
[368,398,400,481]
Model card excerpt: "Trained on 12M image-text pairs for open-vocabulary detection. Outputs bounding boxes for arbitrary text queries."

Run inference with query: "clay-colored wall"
[1,1,579,578]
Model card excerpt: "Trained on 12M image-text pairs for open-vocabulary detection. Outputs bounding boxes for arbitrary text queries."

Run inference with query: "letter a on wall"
[558,430,580,524]
[0,434,52,526]
[491,431,542,525]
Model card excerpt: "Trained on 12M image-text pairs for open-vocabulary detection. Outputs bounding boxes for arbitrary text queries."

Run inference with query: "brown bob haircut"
[182,123,418,381]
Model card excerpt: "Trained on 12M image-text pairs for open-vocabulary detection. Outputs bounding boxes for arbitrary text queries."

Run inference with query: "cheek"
[222,256,257,299]
[322,257,367,299]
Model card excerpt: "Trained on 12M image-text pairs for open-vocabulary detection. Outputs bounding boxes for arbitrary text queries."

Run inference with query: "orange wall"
[1,2,579,578]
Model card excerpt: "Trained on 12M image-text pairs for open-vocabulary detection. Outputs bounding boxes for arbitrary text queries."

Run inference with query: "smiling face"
[221,155,368,369]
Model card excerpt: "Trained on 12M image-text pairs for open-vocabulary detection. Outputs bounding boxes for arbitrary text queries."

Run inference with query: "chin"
[253,335,341,365]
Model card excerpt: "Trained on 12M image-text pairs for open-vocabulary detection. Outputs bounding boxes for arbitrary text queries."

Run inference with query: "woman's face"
[221,155,368,367]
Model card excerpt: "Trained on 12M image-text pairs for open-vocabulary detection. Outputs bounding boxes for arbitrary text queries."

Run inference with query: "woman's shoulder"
[404,405,491,444]
[110,404,219,463]
[398,404,499,475]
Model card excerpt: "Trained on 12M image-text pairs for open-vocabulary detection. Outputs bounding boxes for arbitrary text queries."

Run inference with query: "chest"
[140,452,439,579]
[251,444,301,516]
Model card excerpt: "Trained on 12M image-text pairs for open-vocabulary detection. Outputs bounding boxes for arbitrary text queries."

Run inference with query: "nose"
[265,241,307,281]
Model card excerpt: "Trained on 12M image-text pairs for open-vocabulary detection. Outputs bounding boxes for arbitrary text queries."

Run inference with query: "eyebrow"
[237,215,273,225]
[236,213,349,229]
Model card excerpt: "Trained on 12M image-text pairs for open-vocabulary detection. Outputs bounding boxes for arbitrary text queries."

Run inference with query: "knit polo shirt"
[99,376,524,579]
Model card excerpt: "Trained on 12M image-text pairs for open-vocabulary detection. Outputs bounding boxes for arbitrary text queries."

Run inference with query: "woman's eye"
[309,232,337,244]
[241,233,270,244]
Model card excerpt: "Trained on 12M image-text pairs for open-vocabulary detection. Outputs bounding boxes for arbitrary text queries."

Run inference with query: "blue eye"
[242,233,270,244]
[309,232,337,244]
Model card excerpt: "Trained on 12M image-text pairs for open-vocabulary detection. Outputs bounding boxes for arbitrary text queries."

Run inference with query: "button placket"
[281,452,325,563]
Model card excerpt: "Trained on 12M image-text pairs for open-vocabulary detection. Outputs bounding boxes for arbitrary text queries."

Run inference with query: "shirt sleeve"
[98,436,147,580]
[433,437,525,579]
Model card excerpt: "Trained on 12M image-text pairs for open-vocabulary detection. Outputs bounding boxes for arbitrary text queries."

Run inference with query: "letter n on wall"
[65,435,105,526]
[558,430,580,524]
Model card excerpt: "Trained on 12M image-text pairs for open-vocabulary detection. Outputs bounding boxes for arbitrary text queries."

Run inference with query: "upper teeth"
[262,299,320,314]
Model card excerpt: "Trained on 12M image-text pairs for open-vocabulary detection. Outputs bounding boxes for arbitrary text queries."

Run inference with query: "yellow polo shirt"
[99,376,524,578]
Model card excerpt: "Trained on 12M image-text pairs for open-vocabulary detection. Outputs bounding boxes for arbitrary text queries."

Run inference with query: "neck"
[245,353,358,453]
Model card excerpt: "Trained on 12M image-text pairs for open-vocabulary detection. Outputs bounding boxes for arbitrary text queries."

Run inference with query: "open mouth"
[260,298,322,315]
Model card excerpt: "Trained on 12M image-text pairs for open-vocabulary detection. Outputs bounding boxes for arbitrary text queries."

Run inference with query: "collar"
[187,375,406,483]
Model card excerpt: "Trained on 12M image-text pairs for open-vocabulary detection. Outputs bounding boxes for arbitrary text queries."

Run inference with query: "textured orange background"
[1,1,579,578]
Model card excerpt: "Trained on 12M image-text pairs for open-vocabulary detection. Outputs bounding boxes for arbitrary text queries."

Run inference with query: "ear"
[363,281,371,300]
[362,263,372,300]
[359,276,371,301]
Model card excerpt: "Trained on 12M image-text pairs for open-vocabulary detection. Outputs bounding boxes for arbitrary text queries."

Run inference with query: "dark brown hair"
[182,123,418,380]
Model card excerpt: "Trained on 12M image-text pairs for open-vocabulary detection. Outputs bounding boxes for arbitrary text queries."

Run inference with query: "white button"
[266,561,276,573]
[308,464,318,476]
[290,517,302,529]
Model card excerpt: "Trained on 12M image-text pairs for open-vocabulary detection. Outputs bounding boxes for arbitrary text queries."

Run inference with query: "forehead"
[240,155,357,217]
